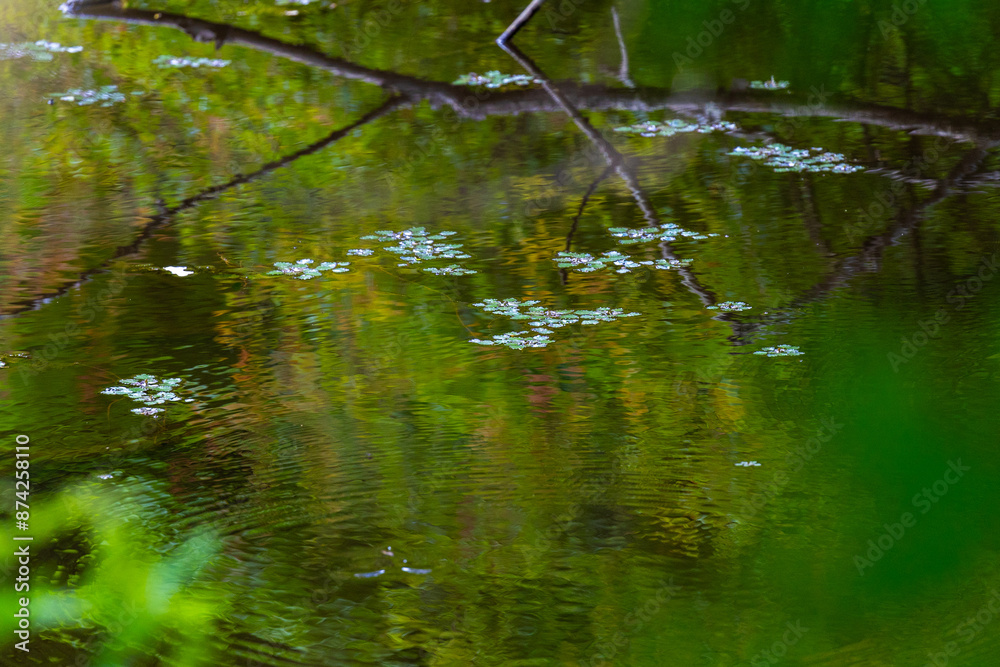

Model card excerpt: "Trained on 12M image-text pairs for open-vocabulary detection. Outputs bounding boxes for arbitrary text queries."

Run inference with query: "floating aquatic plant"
[554,250,692,274]
[47,85,128,107]
[102,374,186,412]
[353,569,385,579]
[470,331,554,349]
[753,345,803,357]
[749,77,789,90]
[729,144,863,174]
[471,299,640,349]
[610,223,716,245]
[347,248,374,256]
[0,352,30,368]
[401,566,432,575]
[475,298,538,319]
[613,119,738,138]
[267,258,350,279]
[162,266,194,277]
[153,55,230,69]
[424,264,477,276]
[1,41,82,61]
[735,461,762,466]
[563,307,641,326]
[359,227,470,266]
[453,71,541,88]
[707,301,752,312]
[555,251,627,273]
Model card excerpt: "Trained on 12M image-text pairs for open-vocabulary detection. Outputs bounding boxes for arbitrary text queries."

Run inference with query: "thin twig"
[611,7,634,88]
[497,0,548,44]
[561,166,614,285]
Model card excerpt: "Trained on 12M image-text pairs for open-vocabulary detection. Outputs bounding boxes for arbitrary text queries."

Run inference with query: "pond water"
[2,0,1000,665]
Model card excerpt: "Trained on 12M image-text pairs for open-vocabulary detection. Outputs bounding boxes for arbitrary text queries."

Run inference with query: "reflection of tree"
[500,41,741,333]
[46,1,1000,340]
[2,96,405,317]
[561,166,612,286]
[790,146,991,310]
[63,3,1000,144]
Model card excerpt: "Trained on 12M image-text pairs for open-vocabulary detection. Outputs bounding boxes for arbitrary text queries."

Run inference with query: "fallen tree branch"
[63,3,1000,143]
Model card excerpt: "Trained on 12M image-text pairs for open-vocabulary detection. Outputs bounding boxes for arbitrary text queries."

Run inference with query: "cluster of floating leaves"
[469,331,553,349]
[452,71,541,88]
[48,85,129,107]
[101,374,188,415]
[347,248,374,256]
[613,119,738,138]
[729,144,863,174]
[470,299,640,349]
[754,345,803,357]
[735,461,762,467]
[555,251,692,274]
[707,301,752,312]
[1,41,82,61]
[610,223,716,245]
[267,259,350,280]
[0,352,30,368]
[153,55,230,68]
[749,77,789,90]
[424,264,477,276]
[359,227,471,266]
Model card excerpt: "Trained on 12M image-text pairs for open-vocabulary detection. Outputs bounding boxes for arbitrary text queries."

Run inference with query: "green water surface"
[2,0,1000,665]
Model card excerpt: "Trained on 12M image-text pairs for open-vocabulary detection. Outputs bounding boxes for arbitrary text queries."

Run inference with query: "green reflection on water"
[2,0,1000,665]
